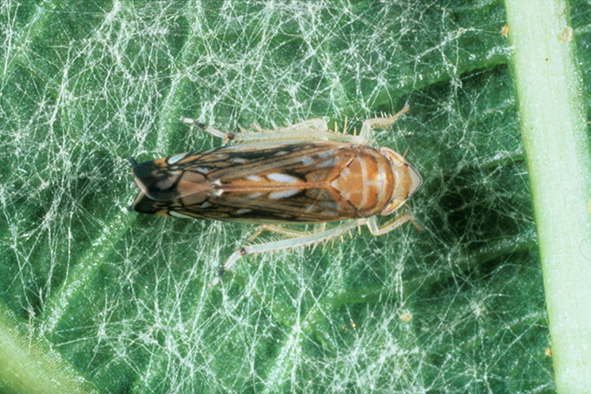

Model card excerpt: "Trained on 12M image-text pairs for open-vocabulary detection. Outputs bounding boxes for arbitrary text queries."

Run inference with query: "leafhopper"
[130,107,421,286]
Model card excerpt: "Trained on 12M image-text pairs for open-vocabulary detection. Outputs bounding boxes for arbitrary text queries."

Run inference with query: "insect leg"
[179,116,228,140]
[365,213,421,236]
[360,105,410,141]
[277,118,329,132]
[180,116,367,144]
[247,223,327,243]
[208,220,363,287]
[217,127,366,144]
[247,224,310,242]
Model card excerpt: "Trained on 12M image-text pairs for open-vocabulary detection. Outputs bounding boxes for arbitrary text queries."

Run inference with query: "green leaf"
[3,0,586,392]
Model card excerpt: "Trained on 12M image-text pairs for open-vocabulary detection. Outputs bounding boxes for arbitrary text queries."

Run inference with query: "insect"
[130,106,421,286]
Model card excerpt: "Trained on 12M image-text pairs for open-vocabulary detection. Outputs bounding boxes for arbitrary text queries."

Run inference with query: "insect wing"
[131,142,363,223]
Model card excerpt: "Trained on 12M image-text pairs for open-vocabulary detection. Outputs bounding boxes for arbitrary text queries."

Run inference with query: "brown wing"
[131,142,364,223]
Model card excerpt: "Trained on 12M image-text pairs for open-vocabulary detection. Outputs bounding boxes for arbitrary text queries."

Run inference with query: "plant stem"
[0,300,99,394]
[505,1,591,392]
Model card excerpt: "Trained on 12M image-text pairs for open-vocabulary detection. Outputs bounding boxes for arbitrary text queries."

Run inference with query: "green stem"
[505,1,591,392]
[0,300,99,394]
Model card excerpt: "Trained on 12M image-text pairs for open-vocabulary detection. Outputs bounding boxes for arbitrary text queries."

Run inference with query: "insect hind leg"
[279,118,328,132]
[179,116,228,140]
[181,116,367,144]
[247,224,310,242]
[207,214,421,287]
[208,220,362,287]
